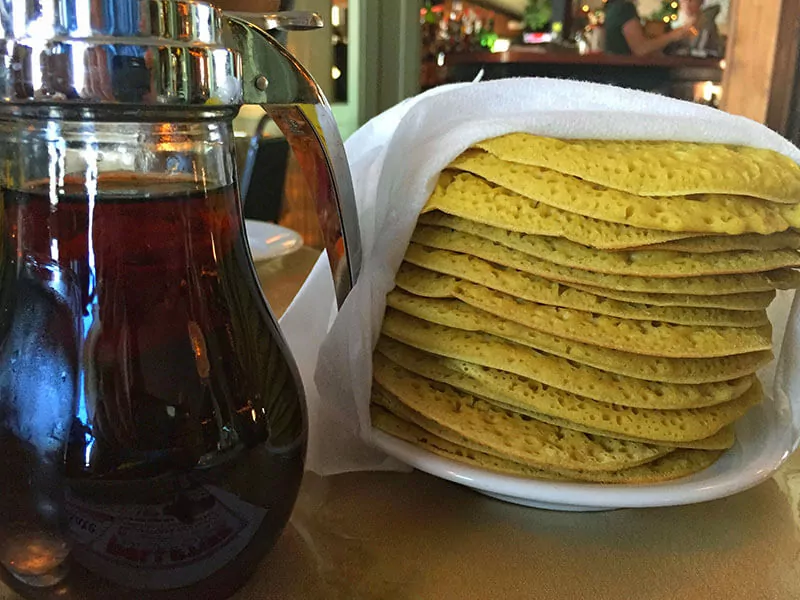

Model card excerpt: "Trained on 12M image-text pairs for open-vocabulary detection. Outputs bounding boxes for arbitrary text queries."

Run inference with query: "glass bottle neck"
[0,114,238,196]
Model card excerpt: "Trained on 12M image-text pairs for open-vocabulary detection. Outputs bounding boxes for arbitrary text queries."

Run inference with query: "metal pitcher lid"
[0,0,243,107]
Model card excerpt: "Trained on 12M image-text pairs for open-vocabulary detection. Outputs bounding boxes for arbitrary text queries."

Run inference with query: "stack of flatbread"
[371,134,800,483]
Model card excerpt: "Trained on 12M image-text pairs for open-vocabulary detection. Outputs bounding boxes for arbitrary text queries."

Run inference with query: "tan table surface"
[4,247,800,600]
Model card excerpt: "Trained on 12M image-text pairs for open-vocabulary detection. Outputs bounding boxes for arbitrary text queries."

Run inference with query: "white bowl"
[369,291,800,511]
[245,220,303,262]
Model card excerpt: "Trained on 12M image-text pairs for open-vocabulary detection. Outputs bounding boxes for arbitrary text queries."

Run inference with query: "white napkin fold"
[284,77,800,476]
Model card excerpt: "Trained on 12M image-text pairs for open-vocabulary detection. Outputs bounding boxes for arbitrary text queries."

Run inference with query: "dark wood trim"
[448,48,722,69]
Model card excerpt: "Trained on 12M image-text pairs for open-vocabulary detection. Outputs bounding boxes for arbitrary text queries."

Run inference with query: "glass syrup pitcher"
[0,2,361,598]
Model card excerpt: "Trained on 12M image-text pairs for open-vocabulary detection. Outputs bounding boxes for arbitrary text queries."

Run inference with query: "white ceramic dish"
[369,292,800,511]
[369,394,796,512]
[245,220,303,262]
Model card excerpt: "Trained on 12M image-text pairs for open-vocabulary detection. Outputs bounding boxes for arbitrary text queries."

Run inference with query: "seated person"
[604,0,697,56]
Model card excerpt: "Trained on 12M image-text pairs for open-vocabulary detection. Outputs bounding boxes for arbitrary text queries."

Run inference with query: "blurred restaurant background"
[219,0,800,248]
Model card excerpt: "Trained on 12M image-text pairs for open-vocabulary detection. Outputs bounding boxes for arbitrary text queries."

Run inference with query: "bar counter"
[450,48,723,69]
[446,47,723,96]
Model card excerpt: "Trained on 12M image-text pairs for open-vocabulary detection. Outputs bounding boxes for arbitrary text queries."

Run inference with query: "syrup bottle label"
[66,485,266,590]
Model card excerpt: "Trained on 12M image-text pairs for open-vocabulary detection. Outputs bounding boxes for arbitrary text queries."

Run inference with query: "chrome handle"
[227,11,324,31]
[226,15,361,307]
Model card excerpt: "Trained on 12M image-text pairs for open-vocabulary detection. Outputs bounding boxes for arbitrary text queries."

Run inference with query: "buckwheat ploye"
[371,133,800,483]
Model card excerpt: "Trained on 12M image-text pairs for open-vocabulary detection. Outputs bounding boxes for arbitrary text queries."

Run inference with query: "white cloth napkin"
[281,77,800,475]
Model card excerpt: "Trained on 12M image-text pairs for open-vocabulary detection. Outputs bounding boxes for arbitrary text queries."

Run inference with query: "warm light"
[720,59,727,70]
[671,13,677,20]
[581,4,590,12]
[331,66,342,80]
[703,81,714,101]
[331,5,340,27]
[671,1,678,7]
[663,16,670,22]
[702,80,721,102]
[154,123,195,153]
[491,38,511,53]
